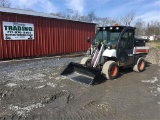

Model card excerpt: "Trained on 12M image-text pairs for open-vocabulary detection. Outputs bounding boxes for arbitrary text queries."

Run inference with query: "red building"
[0,7,95,60]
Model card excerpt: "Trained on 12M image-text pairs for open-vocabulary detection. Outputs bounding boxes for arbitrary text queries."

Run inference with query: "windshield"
[92,30,121,47]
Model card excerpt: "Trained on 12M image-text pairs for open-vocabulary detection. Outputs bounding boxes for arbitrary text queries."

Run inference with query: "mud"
[0,47,160,120]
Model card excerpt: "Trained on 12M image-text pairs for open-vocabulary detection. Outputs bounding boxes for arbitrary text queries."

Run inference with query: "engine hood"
[102,49,117,57]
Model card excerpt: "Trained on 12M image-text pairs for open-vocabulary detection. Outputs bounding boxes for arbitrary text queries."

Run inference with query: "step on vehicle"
[61,25,149,85]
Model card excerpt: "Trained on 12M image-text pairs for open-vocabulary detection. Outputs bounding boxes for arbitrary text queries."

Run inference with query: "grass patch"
[147,40,160,48]
[156,46,160,49]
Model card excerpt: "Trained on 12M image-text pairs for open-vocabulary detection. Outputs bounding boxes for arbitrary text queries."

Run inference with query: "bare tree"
[0,0,11,7]
[71,10,81,21]
[145,21,160,37]
[80,15,87,22]
[152,21,160,36]
[51,12,63,18]
[52,9,80,20]
[86,11,96,22]
[96,17,110,27]
[64,9,74,19]
[134,19,145,36]
[23,7,35,12]
[121,11,135,26]
[108,18,120,26]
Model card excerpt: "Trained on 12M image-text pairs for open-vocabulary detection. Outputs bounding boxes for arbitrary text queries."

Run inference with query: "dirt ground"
[0,46,160,120]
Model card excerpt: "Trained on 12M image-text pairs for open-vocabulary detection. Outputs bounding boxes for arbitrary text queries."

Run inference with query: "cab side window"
[120,30,134,49]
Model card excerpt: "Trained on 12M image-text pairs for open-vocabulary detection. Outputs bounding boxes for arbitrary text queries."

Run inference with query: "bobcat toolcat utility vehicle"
[61,25,149,85]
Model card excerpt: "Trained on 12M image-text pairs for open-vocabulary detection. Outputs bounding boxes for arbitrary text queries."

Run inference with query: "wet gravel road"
[0,48,160,120]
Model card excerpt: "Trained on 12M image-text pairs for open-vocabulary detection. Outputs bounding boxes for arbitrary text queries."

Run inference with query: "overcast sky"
[11,0,160,22]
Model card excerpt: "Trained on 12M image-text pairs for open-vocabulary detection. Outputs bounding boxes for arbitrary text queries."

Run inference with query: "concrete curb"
[0,52,86,64]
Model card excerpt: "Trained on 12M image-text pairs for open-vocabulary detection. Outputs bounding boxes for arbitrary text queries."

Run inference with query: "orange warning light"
[114,24,119,26]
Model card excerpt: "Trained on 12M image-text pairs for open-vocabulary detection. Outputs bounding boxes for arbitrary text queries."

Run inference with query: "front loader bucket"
[61,62,101,85]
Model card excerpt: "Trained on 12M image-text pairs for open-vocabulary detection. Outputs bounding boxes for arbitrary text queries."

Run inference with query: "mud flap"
[61,62,101,85]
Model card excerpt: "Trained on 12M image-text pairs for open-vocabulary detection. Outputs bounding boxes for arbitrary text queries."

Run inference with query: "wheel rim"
[110,65,118,77]
[139,61,145,71]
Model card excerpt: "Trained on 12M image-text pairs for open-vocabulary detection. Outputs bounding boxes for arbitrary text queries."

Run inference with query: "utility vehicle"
[61,25,149,85]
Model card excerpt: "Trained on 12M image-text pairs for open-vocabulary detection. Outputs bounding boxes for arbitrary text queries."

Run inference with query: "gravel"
[0,48,160,120]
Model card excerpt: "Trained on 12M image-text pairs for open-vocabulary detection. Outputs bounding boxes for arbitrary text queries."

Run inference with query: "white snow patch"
[8,72,46,81]
[106,90,109,92]
[38,79,47,82]
[141,77,158,83]
[158,102,160,105]
[6,83,17,87]
[60,84,67,87]
[151,90,158,96]
[33,73,46,79]
[157,87,160,93]
[55,76,67,80]
[9,103,44,117]
[52,73,57,75]
[47,82,57,88]
[62,90,67,92]
[97,102,109,111]
[35,85,45,89]
[149,86,156,89]
[48,76,53,79]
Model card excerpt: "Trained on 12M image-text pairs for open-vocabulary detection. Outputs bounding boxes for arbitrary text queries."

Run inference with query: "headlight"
[109,27,113,30]
[97,27,100,30]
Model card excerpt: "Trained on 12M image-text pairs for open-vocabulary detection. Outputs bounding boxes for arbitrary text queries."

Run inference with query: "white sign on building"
[2,21,34,40]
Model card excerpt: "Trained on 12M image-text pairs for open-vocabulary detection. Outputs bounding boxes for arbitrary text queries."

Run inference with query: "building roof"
[0,6,62,19]
[0,7,95,24]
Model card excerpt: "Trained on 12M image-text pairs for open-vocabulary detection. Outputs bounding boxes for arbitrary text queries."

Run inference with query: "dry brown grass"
[147,40,160,49]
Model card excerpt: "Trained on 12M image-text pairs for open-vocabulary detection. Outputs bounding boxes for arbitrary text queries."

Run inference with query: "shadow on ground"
[93,61,152,85]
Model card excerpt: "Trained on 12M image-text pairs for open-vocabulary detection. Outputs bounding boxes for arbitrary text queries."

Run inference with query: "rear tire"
[80,57,89,65]
[102,61,119,80]
[133,57,145,72]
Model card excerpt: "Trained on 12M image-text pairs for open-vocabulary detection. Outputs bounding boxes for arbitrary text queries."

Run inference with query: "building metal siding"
[0,12,95,60]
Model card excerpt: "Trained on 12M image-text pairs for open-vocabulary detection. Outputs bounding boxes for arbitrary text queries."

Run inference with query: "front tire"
[102,61,119,80]
[80,57,89,65]
[133,57,145,72]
